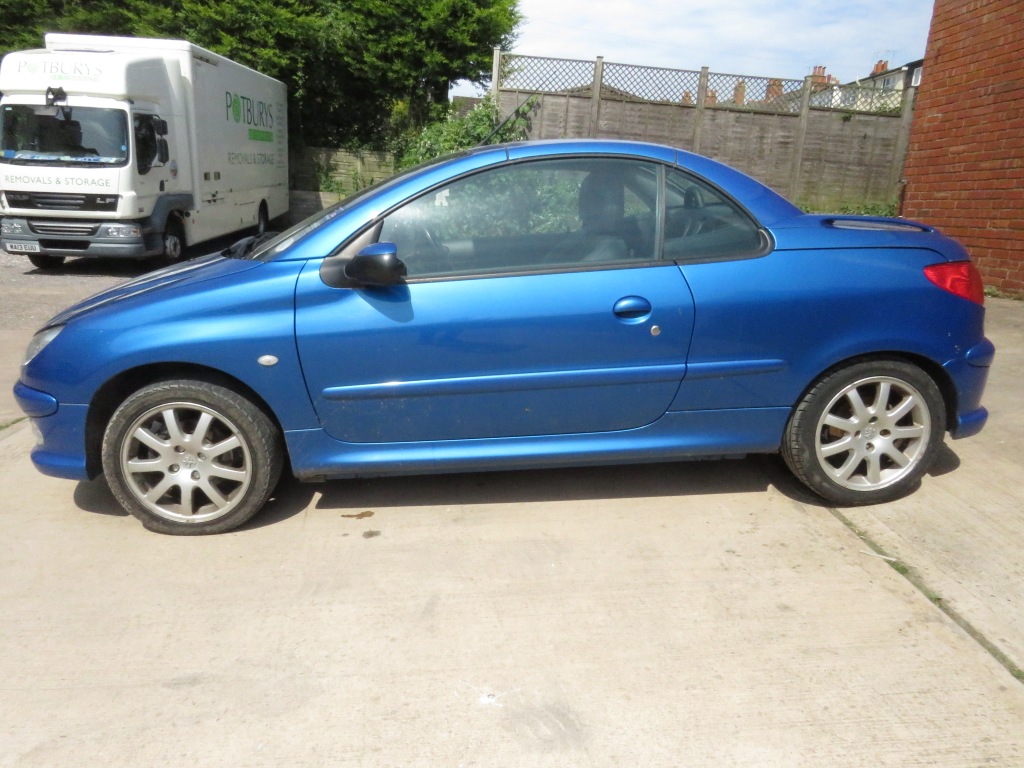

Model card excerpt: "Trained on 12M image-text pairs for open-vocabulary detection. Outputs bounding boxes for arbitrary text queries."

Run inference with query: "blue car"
[14,140,994,534]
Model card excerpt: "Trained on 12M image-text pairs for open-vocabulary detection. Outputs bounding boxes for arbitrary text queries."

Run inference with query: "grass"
[828,504,1024,686]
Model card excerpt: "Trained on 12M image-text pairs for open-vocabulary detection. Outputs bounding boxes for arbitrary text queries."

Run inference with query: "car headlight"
[104,224,142,238]
[23,326,64,366]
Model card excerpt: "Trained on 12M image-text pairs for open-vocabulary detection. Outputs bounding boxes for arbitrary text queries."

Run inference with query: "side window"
[134,115,159,175]
[663,168,764,261]
[378,157,659,278]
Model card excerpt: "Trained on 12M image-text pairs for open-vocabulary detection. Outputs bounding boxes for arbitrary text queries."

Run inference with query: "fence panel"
[495,51,911,209]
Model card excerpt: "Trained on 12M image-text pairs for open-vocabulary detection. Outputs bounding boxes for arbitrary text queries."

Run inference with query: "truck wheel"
[28,254,66,270]
[782,360,945,506]
[163,218,186,261]
[101,379,284,535]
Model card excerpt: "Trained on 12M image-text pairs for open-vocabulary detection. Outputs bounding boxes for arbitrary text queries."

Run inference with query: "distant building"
[900,0,1024,295]
[857,59,923,93]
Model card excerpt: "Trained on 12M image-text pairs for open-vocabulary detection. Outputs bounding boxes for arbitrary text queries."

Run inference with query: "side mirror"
[344,242,407,286]
[157,139,169,164]
[153,118,169,136]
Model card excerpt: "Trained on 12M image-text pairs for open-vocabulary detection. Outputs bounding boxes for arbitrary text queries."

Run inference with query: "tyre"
[28,253,66,270]
[163,218,186,261]
[101,380,283,534]
[782,360,946,506]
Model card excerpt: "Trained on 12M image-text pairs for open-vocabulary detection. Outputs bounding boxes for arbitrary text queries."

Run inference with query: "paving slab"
[841,297,1024,672]
[1,421,1024,766]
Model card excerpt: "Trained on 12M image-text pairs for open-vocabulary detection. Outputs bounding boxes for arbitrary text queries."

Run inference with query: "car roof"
[498,139,801,225]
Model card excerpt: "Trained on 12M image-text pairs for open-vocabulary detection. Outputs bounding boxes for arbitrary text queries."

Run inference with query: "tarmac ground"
[1,248,1022,767]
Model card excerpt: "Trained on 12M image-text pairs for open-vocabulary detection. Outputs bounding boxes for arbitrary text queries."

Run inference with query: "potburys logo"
[225,92,275,142]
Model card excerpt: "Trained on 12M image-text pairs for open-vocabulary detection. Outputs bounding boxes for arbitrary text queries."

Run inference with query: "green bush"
[396,95,534,169]
[801,200,899,217]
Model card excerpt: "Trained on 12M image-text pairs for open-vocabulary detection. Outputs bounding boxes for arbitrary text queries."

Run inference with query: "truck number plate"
[7,242,40,253]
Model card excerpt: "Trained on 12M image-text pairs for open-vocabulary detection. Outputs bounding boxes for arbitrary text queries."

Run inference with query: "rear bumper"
[946,338,994,440]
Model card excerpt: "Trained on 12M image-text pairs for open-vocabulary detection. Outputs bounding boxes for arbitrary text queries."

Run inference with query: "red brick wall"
[901,0,1024,295]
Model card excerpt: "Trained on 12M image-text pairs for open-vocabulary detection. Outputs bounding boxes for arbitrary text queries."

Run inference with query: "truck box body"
[0,34,288,265]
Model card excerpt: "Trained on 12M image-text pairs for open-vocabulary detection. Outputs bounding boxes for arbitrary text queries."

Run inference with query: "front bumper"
[12,381,90,481]
[1,217,157,259]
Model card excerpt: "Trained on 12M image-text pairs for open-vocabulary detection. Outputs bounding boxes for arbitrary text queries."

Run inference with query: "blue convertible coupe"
[14,140,994,534]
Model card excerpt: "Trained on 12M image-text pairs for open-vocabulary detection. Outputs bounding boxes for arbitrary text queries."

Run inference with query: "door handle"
[613,296,652,320]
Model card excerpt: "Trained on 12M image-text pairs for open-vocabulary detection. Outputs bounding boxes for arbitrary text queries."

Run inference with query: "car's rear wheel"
[101,380,283,534]
[783,360,945,505]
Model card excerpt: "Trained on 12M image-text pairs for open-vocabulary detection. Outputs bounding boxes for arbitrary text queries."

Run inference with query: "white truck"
[0,33,288,269]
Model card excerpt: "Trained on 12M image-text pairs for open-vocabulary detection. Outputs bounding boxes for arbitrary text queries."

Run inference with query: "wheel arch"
[790,351,957,436]
[84,362,285,479]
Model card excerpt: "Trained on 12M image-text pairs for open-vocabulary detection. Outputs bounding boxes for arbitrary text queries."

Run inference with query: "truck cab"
[0,34,288,269]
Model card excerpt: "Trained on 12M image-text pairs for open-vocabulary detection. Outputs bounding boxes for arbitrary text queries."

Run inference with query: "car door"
[294,156,696,444]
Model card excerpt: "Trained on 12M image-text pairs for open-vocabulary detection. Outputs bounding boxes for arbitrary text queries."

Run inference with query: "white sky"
[454,0,933,94]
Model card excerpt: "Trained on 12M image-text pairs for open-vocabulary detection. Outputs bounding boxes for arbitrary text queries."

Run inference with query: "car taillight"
[924,262,985,305]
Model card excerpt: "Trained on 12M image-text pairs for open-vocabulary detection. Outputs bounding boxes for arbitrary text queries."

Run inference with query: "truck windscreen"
[0,104,129,166]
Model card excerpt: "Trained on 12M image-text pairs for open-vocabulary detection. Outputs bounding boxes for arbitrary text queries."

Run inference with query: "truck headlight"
[104,224,142,238]
[2,219,24,235]
[23,326,64,366]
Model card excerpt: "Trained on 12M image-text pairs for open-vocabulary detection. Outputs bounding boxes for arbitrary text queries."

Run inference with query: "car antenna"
[477,97,536,147]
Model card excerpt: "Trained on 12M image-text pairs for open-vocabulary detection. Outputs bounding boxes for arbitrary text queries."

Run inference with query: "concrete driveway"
[1,250,1023,766]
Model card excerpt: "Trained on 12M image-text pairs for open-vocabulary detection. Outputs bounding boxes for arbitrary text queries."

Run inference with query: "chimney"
[811,65,828,84]
[872,59,889,76]
[733,80,746,105]
[705,89,718,106]
[766,78,783,101]
[681,90,693,105]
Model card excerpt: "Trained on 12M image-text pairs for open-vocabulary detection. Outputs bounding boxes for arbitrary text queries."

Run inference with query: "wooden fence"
[492,50,916,210]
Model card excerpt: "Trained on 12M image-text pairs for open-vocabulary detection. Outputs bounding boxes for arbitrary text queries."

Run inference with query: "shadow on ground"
[67,429,966,532]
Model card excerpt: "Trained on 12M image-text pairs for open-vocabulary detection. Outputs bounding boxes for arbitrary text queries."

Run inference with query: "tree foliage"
[0,0,520,148]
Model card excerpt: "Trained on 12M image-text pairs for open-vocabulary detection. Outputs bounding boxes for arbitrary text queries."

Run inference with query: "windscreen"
[0,104,129,166]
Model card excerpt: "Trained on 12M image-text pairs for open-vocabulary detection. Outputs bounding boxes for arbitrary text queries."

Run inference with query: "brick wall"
[900,0,1024,294]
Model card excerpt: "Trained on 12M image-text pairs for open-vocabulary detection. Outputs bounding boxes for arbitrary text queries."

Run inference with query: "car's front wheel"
[782,360,946,505]
[101,380,283,534]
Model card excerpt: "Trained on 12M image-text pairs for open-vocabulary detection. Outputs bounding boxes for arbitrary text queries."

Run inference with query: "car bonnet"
[43,254,263,328]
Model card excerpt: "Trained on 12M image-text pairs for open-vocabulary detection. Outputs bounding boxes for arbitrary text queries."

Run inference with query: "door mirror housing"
[344,242,407,286]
